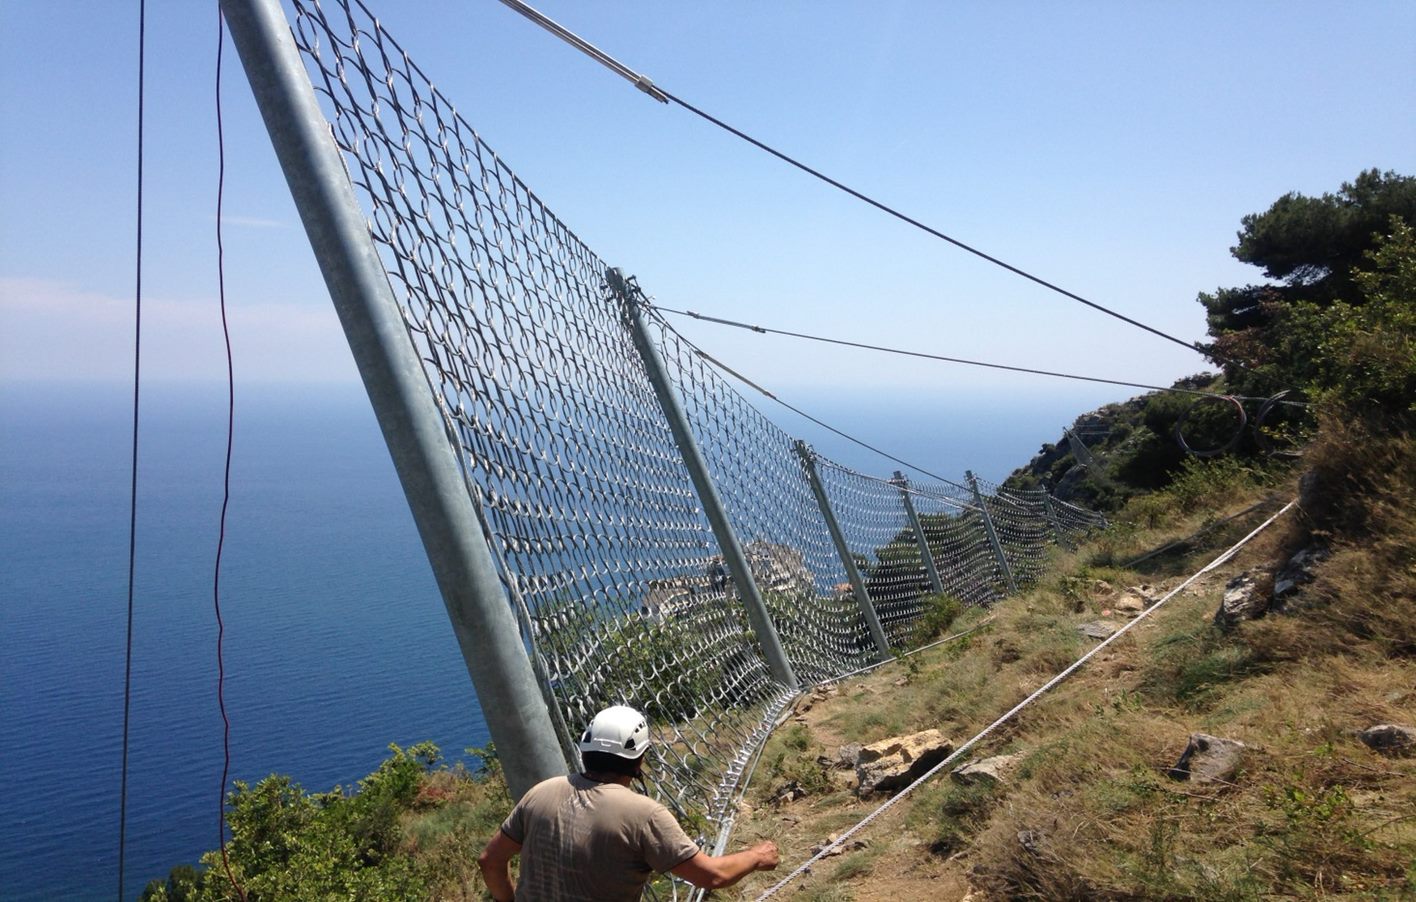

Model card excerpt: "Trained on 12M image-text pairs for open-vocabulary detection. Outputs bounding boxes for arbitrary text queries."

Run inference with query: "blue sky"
[2,0,1413,405]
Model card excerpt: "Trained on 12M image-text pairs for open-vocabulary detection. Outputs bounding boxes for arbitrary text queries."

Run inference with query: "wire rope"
[494,0,1210,358]
[117,3,145,897]
[654,304,1261,400]
[213,13,246,900]
[658,317,973,494]
[1173,394,1248,458]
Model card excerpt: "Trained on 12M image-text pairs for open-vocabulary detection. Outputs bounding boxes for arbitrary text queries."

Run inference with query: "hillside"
[728,435,1416,900]
[141,425,1416,900]
[141,174,1415,900]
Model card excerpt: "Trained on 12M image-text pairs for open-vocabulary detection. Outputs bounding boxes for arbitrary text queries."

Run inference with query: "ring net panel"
[653,318,883,681]
[811,461,933,646]
[974,477,1054,588]
[283,0,1109,851]
[291,0,793,838]
[908,480,1005,606]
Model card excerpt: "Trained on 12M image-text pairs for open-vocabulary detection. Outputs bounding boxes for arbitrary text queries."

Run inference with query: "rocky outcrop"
[1078,620,1122,640]
[1167,733,1246,784]
[1357,724,1416,757]
[1214,570,1268,630]
[855,729,953,796]
[1272,544,1329,603]
[951,753,1021,787]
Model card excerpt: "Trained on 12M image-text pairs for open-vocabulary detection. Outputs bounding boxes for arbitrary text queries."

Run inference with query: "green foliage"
[140,742,515,902]
[544,599,753,724]
[1201,169,1416,397]
[910,593,963,644]
[1267,218,1416,419]
[1127,455,1272,529]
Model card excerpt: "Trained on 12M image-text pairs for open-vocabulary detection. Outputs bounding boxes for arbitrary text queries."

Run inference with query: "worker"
[478,704,779,901]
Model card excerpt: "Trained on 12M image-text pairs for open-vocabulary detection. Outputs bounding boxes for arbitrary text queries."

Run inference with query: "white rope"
[755,500,1296,899]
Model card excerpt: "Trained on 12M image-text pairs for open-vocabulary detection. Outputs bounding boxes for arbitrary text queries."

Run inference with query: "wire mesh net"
[651,318,882,682]
[283,0,1106,851]
[909,478,1006,606]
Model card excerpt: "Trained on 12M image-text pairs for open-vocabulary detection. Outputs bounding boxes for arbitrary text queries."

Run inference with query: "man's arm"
[477,830,522,902]
[670,841,779,890]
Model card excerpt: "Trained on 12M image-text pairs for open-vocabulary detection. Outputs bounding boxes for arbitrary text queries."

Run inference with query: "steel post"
[967,471,1018,595]
[1041,492,1070,549]
[794,442,891,655]
[891,471,945,596]
[220,0,567,798]
[609,269,799,690]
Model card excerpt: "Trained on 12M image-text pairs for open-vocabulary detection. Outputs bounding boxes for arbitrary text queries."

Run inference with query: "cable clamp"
[634,75,668,103]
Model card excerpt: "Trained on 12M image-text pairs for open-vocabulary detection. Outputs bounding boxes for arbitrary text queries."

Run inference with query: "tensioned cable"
[654,304,1255,400]
[117,3,146,898]
[213,13,246,901]
[657,316,974,495]
[756,499,1297,899]
[495,0,1208,357]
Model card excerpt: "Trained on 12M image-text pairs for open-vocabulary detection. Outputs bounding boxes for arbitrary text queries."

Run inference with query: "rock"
[832,743,863,769]
[1112,592,1146,613]
[1273,544,1330,599]
[811,835,867,858]
[1016,829,1044,856]
[1167,733,1246,784]
[855,728,953,796]
[951,753,1021,787]
[772,780,808,805]
[1078,620,1122,639]
[1214,570,1268,630]
[1357,724,1416,756]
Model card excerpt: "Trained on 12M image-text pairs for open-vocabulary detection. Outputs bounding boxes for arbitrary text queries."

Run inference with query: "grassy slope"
[727,444,1416,901]
[148,433,1414,901]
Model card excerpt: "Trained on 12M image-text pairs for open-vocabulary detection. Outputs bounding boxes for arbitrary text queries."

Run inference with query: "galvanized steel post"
[891,471,946,596]
[794,442,891,655]
[967,470,1019,595]
[221,0,567,798]
[1041,492,1070,549]
[609,269,799,690]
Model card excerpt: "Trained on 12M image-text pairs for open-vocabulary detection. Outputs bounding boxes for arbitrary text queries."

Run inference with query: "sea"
[0,379,1114,900]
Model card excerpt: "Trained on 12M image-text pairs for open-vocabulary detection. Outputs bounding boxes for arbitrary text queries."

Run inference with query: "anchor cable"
[496,0,1210,358]
[213,11,246,900]
[117,2,146,897]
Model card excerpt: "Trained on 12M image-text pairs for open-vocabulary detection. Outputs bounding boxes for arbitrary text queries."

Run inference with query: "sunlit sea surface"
[0,380,1109,900]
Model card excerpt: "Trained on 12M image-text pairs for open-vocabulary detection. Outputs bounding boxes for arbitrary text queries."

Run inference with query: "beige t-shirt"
[501,774,700,901]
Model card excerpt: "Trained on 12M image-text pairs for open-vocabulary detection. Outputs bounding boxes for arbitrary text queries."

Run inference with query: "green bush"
[139,742,503,902]
[910,593,964,645]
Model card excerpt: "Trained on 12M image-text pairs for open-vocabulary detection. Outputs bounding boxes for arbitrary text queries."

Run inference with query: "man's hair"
[582,750,644,777]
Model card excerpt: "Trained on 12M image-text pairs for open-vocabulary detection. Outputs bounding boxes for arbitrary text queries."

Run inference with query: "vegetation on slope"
[146,171,1414,899]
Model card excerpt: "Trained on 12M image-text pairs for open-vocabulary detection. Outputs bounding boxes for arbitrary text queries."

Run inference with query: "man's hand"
[750,841,779,871]
[671,840,780,889]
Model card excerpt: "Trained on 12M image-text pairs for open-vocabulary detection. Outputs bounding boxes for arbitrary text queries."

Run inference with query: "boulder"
[1016,829,1044,857]
[1078,620,1122,640]
[1214,571,1267,630]
[1357,724,1416,756]
[951,753,1021,787]
[1273,544,1330,600]
[835,742,862,769]
[1112,592,1146,614]
[1167,733,1246,784]
[855,728,953,796]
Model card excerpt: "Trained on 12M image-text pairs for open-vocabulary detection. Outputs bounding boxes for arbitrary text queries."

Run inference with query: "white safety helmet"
[579,705,651,760]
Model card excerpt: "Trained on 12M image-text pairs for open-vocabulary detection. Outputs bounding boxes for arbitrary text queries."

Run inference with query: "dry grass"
[728,425,1416,900]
